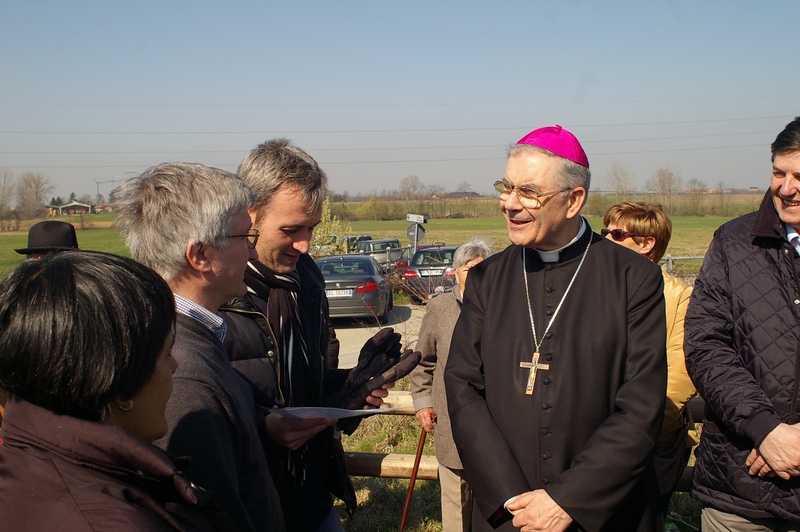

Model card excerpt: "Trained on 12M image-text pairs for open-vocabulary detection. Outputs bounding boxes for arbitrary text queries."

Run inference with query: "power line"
[0,115,790,135]
[0,93,796,107]
[0,130,779,156]
[0,143,766,170]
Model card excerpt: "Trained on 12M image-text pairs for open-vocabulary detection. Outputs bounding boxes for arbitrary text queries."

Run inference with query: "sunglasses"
[601,228,646,242]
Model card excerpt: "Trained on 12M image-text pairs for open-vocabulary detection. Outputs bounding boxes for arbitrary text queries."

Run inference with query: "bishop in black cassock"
[445,126,667,532]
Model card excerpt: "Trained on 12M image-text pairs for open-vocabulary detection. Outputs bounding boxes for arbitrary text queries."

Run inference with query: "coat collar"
[1,399,209,506]
[751,190,787,241]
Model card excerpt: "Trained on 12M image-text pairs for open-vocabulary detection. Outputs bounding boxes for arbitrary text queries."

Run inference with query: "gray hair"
[453,238,495,270]
[506,143,591,193]
[112,162,254,281]
[237,137,328,217]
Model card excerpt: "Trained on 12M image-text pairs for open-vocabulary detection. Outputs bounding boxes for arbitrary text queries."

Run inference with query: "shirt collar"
[173,293,227,343]
[785,224,800,256]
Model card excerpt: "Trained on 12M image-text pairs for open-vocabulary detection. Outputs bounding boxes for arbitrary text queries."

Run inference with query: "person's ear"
[640,236,657,255]
[185,240,213,273]
[566,187,586,219]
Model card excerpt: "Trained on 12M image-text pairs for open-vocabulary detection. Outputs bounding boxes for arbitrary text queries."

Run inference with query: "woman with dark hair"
[0,250,220,531]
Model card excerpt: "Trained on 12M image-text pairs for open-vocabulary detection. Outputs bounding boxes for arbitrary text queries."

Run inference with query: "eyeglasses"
[493,180,570,209]
[226,229,259,249]
[601,228,646,242]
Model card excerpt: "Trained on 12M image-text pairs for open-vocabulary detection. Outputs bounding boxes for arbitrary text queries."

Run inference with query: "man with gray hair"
[220,139,418,531]
[445,126,666,531]
[113,162,284,531]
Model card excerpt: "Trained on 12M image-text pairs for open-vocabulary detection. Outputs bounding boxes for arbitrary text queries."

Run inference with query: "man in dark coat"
[220,138,400,531]
[685,116,800,530]
[113,163,284,531]
[445,125,667,532]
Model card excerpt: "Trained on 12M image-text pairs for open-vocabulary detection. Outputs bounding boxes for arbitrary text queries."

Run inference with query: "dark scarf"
[243,261,319,483]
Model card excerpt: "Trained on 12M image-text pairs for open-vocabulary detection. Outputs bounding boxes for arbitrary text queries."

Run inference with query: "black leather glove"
[324,328,421,410]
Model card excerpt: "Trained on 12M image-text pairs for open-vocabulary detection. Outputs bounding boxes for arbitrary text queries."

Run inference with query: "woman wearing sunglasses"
[602,202,697,518]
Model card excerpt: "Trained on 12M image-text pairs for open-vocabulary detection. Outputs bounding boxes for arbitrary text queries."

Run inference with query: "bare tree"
[399,174,427,213]
[456,181,472,194]
[645,166,683,211]
[686,178,707,215]
[604,160,635,200]
[717,180,731,216]
[78,193,95,204]
[16,172,55,219]
[399,175,426,202]
[0,168,16,231]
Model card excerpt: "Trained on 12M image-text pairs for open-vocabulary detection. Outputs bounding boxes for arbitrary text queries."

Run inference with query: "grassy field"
[1,213,730,279]
[0,212,730,530]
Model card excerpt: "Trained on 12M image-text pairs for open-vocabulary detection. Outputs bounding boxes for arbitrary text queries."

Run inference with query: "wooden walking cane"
[399,428,427,532]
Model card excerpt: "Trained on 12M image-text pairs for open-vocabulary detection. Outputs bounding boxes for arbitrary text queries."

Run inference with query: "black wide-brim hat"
[15,221,80,255]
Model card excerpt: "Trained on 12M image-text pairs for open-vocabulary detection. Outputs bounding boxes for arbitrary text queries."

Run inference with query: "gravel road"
[333,304,426,369]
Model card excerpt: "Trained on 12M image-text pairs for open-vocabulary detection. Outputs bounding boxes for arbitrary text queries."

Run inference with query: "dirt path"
[333,304,426,369]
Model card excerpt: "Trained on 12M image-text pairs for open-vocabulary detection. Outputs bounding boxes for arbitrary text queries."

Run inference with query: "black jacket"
[685,192,800,521]
[220,254,356,529]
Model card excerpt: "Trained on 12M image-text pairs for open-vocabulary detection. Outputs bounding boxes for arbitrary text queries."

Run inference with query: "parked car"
[345,234,373,253]
[403,246,459,303]
[317,255,393,323]
[356,238,403,267]
[311,234,340,257]
[393,242,446,274]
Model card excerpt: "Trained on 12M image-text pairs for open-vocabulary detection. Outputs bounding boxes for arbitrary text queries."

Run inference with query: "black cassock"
[445,226,667,532]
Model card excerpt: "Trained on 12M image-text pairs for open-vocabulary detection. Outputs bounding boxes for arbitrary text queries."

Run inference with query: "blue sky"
[1,1,797,200]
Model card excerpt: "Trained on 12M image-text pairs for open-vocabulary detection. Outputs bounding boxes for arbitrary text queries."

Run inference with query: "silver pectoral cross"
[519,351,550,396]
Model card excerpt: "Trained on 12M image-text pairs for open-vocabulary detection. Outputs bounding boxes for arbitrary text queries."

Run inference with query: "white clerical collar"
[533,218,587,263]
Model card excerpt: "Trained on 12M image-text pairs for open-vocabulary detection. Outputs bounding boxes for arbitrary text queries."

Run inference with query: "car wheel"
[378,295,390,325]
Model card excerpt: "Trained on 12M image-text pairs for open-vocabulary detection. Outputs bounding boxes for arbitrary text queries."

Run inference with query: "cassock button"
[267,350,275,357]
[545,354,553,361]
[546,265,554,271]
[545,332,552,339]
[541,404,549,410]
[545,309,553,316]
[546,286,554,293]
[542,453,549,460]
[541,429,549,435]
[543,377,551,385]
[542,478,550,485]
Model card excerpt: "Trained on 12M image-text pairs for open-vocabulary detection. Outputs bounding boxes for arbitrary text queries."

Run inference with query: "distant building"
[748,187,760,194]
[47,201,96,215]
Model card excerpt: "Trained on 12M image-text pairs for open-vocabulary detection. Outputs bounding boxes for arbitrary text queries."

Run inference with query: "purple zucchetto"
[517,125,589,168]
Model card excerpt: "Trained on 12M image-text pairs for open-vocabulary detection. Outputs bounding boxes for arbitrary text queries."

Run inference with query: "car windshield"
[318,259,372,275]
[412,250,454,267]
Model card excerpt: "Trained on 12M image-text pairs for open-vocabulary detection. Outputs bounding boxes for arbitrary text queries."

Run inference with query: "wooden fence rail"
[346,391,704,491]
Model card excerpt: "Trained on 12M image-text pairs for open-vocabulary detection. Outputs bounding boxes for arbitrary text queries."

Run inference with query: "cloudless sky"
[1,1,798,200]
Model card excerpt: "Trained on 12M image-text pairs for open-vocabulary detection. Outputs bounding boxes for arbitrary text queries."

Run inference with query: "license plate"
[419,270,442,277]
[326,289,353,298]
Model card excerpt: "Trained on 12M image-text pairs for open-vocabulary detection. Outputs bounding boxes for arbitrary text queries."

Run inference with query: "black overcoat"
[445,227,667,532]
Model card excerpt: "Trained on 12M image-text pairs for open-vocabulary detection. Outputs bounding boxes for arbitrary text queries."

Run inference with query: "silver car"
[317,255,393,324]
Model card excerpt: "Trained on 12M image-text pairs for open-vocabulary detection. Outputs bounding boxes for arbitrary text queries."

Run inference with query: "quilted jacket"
[685,192,800,521]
